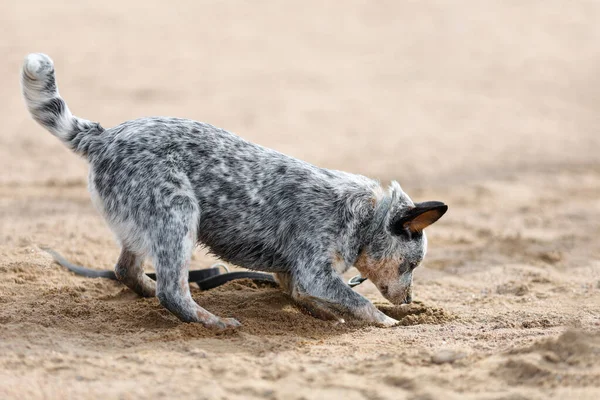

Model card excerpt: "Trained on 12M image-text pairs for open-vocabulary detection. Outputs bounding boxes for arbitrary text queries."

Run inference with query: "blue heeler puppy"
[21,53,447,329]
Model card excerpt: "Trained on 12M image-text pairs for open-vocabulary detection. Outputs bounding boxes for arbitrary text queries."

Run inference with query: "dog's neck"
[366,196,392,243]
[336,192,392,273]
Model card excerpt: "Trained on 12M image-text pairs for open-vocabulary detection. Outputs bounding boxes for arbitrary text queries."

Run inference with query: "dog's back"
[88,116,380,272]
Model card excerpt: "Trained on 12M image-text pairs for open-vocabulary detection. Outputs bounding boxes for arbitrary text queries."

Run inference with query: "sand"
[1,1,599,399]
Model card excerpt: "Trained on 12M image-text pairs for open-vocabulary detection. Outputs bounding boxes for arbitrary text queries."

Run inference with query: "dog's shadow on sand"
[127,280,456,342]
[30,279,455,348]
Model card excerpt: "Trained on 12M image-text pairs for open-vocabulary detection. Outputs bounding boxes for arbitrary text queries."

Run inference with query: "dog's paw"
[378,315,400,328]
[213,317,242,330]
[354,304,399,327]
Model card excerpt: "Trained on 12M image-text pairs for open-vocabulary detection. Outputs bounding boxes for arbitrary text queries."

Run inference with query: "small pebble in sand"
[496,282,529,296]
[431,350,466,364]
[188,348,208,358]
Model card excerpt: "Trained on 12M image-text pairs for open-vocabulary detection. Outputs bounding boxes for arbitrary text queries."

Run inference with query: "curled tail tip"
[23,53,54,80]
[21,52,103,155]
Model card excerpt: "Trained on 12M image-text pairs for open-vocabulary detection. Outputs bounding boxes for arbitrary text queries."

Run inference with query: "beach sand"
[1,1,599,398]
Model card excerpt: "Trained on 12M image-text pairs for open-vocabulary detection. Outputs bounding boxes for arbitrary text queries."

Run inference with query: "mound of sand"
[377,302,455,326]
[496,331,600,388]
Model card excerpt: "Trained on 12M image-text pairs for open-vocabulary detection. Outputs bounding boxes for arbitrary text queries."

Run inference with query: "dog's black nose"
[404,294,412,304]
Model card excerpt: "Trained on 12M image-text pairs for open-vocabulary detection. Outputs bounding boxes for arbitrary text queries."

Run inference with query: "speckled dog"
[21,53,447,329]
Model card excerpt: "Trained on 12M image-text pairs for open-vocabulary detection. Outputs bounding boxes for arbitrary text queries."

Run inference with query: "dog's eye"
[401,261,419,273]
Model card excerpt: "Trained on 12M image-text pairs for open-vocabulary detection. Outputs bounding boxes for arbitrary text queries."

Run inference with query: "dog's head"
[355,182,447,305]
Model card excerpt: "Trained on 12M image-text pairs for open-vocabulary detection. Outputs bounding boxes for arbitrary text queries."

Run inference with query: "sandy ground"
[1,1,600,399]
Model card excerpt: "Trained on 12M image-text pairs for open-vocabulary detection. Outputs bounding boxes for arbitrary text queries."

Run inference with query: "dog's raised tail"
[21,53,103,155]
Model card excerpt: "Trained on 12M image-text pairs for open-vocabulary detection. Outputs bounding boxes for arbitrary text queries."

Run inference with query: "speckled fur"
[21,53,447,329]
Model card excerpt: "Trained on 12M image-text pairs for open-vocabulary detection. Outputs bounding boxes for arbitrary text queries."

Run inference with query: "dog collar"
[348,274,367,287]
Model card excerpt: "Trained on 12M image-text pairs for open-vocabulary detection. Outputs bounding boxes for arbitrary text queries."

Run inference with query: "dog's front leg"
[276,272,344,322]
[290,270,399,327]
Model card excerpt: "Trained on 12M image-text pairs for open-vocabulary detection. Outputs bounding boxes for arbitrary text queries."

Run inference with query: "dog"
[21,53,447,329]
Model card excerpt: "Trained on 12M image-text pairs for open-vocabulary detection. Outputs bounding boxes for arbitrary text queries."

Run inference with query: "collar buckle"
[348,274,367,287]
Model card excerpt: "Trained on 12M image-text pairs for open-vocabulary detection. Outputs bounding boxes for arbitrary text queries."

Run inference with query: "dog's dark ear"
[390,201,448,235]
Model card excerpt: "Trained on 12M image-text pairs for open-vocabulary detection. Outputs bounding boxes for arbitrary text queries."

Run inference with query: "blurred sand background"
[1,1,600,399]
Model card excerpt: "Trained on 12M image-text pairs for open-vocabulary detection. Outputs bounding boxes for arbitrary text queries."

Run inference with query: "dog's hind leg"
[114,249,156,297]
[149,199,240,329]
